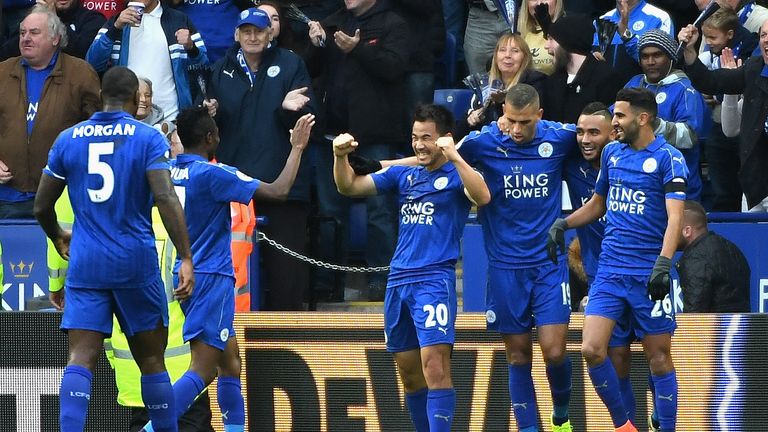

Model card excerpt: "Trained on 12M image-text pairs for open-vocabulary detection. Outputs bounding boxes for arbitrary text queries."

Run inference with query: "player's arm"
[333,133,377,196]
[34,174,69,259]
[253,113,315,201]
[660,197,684,259]
[547,193,606,263]
[436,136,490,206]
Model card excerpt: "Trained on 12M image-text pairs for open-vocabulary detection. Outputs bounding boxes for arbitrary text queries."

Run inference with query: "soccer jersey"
[595,137,688,275]
[43,111,169,289]
[170,154,259,276]
[370,163,472,286]
[564,157,605,282]
[458,121,577,268]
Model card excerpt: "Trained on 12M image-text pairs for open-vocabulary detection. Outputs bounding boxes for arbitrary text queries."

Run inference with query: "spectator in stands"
[518,0,564,75]
[596,0,674,84]
[648,0,699,33]
[677,200,750,312]
[86,0,208,121]
[624,29,707,202]
[307,0,408,301]
[0,0,105,60]
[207,8,315,311]
[564,0,613,18]
[136,76,175,138]
[0,6,99,218]
[541,14,622,123]
[680,22,768,212]
[463,0,509,75]
[697,0,768,34]
[172,0,250,63]
[460,32,546,137]
[2,0,34,43]
[698,8,757,212]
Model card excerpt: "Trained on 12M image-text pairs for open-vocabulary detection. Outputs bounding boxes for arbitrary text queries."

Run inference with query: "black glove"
[533,3,552,35]
[546,218,568,264]
[648,256,672,301]
[347,154,382,175]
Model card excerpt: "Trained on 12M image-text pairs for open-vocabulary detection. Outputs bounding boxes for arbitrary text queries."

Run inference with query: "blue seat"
[433,88,473,122]
[435,32,457,89]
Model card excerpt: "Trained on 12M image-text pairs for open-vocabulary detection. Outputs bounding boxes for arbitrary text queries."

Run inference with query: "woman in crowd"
[518,0,564,75]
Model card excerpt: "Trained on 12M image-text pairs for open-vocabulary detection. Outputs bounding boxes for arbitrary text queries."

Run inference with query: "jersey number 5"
[88,142,115,203]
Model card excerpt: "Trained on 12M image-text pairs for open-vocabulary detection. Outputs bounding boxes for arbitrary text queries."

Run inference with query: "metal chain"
[256,231,390,273]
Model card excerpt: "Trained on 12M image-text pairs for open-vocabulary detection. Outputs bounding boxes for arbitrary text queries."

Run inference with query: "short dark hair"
[684,200,708,229]
[101,66,138,102]
[413,104,455,136]
[505,83,540,110]
[580,101,612,122]
[176,106,216,149]
[615,87,657,118]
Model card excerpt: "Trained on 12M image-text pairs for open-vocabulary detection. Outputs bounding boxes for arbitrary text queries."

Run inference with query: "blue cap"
[237,8,271,30]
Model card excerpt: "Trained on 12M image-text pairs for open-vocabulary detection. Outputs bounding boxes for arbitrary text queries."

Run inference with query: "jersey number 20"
[88,142,115,203]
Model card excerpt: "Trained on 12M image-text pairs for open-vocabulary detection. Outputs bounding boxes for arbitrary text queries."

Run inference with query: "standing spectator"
[2,0,34,42]
[86,0,208,121]
[518,0,564,75]
[624,29,708,202]
[307,0,409,300]
[0,0,106,60]
[207,8,316,311]
[0,6,100,218]
[136,76,175,137]
[596,0,674,84]
[463,0,508,75]
[695,0,768,34]
[677,200,750,312]
[172,0,250,63]
[565,0,613,18]
[542,14,622,123]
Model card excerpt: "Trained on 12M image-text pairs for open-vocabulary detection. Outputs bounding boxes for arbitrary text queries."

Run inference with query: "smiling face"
[702,25,733,55]
[411,120,447,170]
[496,38,526,77]
[760,21,768,65]
[612,101,641,144]
[136,79,152,120]
[236,24,271,57]
[576,114,613,165]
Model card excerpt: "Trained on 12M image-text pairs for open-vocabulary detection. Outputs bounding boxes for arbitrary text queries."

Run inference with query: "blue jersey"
[595,137,688,275]
[371,163,472,285]
[458,121,577,268]
[177,1,239,63]
[564,157,605,281]
[43,111,169,289]
[170,154,259,276]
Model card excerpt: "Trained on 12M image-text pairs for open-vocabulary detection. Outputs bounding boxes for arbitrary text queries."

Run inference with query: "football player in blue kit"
[333,104,490,432]
[549,87,687,432]
[34,66,194,432]
[457,83,577,432]
[141,106,314,432]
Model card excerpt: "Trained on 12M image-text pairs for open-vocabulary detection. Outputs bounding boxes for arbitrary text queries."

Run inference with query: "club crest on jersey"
[267,66,281,77]
[655,92,667,104]
[538,142,553,158]
[643,157,658,173]
[633,21,645,32]
[485,310,497,324]
[220,328,230,342]
[434,176,448,190]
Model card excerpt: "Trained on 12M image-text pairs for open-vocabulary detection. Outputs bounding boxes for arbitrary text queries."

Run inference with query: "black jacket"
[542,54,622,124]
[684,55,768,207]
[309,2,410,146]
[677,232,751,313]
[390,0,445,73]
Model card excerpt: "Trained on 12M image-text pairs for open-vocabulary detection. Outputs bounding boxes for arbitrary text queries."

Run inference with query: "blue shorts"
[61,278,169,337]
[586,271,676,340]
[177,273,235,351]
[485,262,571,334]
[384,278,457,353]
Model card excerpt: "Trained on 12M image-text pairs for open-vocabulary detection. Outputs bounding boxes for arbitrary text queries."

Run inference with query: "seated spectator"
[460,32,546,137]
[0,5,100,218]
[0,0,105,60]
[518,0,564,75]
[677,200,750,312]
[86,0,208,121]
[172,0,250,63]
[541,14,621,123]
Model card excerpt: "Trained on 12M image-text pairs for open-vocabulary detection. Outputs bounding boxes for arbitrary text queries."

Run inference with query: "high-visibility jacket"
[231,201,255,312]
[46,191,192,407]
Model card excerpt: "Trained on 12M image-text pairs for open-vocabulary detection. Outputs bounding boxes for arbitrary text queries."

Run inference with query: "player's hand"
[54,229,72,261]
[174,258,194,301]
[720,47,742,69]
[347,154,382,175]
[647,255,672,302]
[282,87,310,112]
[436,136,460,162]
[49,289,65,311]
[0,160,12,184]
[333,133,358,157]
[289,113,315,150]
[115,7,140,29]
[175,28,194,51]
[546,218,568,264]
[334,29,360,54]
[308,21,326,47]
[202,98,218,117]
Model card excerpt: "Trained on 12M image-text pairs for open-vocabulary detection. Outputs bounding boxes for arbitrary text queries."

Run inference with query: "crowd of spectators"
[1,0,766,309]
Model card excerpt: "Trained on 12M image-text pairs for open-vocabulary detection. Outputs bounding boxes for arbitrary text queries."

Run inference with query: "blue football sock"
[648,372,658,423]
[652,371,677,432]
[141,371,177,432]
[619,376,636,423]
[59,365,92,432]
[427,388,455,432]
[405,388,429,432]
[173,371,205,420]
[588,360,627,427]
[218,376,245,431]
[546,357,572,423]
[509,363,538,431]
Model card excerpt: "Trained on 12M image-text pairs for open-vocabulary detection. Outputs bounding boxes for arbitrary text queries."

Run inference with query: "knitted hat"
[638,29,677,63]
[548,14,595,56]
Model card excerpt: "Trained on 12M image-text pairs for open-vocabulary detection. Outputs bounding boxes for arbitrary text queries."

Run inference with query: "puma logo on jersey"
[579,166,589,178]
[223,69,234,78]
[672,156,684,164]
[496,146,509,157]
